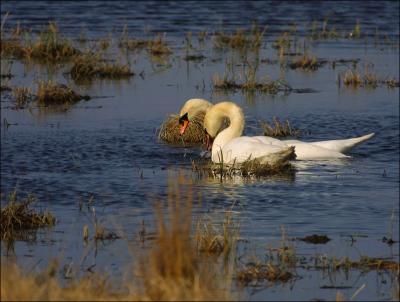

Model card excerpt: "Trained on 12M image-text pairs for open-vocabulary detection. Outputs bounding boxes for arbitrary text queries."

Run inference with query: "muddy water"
[1,1,399,301]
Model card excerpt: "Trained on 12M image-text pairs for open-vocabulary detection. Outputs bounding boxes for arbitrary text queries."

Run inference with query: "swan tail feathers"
[310,133,375,153]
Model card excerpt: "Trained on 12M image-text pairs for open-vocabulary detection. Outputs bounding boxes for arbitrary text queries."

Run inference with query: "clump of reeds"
[147,35,172,56]
[36,80,90,106]
[1,190,55,243]
[69,52,134,82]
[12,86,33,109]
[214,23,266,51]
[136,177,233,300]
[157,112,206,146]
[195,209,240,257]
[348,20,362,39]
[308,20,342,40]
[236,261,294,285]
[272,31,292,51]
[341,69,399,89]
[260,117,301,137]
[314,255,400,272]
[1,22,79,62]
[1,178,234,301]
[1,261,124,301]
[289,54,324,70]
[212,73,292,95]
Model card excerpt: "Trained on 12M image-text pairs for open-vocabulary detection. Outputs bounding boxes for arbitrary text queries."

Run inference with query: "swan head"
[178,98,212,135]
[203,101,244,151]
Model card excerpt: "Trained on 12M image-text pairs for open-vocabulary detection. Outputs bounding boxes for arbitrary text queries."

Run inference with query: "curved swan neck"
[179,98,213,120]
[204,102,244,154]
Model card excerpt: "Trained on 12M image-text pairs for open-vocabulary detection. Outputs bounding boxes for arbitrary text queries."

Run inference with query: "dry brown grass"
[1,261,125,301]
[214,24,266,51]
[289,54,323,70]
[212,73,291,95]
[237,262,294,285]
[314,255,400,272]
[12,86,32,109]
[157,112,206,146]
[260,117,301,138]
[1,22,79,62]
[147,35,172,56]
[1,190,55,244]
[36,80,90,106]
[195,209,240,257]
[342,69,399,89]
[70,52,134,82]
[1,177,234,301]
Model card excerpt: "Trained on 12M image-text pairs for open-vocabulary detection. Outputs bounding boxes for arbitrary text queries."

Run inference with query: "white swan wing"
[283,140,349,160]
[213,136,287,164]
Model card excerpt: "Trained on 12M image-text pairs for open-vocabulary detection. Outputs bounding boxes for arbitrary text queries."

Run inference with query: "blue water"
[1,1,399,301]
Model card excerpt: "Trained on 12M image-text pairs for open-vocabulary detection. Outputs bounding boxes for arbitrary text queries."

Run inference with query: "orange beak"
[179,120,189,135]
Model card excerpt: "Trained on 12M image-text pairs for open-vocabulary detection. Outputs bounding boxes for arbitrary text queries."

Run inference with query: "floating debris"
[297,234,331,244]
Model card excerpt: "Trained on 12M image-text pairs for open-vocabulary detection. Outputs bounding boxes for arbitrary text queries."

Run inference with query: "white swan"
[203,101,375,164]
[178,98,213,134]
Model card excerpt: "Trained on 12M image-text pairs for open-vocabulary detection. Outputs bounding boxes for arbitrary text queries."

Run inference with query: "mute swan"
[178,98,213,134]
[203,101,375,164]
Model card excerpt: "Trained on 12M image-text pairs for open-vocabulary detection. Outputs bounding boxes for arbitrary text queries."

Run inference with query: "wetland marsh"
[1,1,399,301]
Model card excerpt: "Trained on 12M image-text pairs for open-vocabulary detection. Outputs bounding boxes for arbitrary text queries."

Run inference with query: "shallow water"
[1,1,399,301]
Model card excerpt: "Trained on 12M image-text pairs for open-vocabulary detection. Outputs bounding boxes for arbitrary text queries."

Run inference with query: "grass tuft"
[36,80,90,106]
[260,117,301,137]
[289,54,324,70]
[1,22,79,62]
[1,190,55,243]
[12,86,33,109]
[70,52,134,82]
[157,112,206,146]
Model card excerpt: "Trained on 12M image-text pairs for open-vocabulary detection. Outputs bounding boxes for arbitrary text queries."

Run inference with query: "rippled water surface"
[1,1,399,301]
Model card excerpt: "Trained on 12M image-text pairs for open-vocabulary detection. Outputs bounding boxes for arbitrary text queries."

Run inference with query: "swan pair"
[178,98,375,165]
